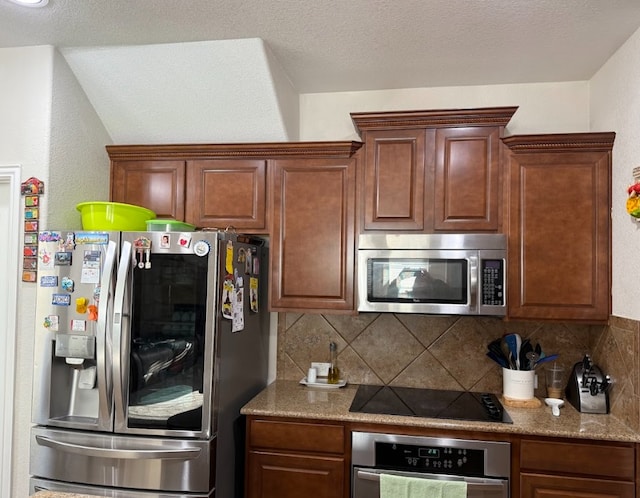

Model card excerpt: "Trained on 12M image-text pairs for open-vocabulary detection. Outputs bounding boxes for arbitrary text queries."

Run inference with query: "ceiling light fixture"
[6,0,49,7]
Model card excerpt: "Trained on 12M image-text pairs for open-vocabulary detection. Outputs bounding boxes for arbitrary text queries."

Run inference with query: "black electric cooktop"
[349,385,513,424]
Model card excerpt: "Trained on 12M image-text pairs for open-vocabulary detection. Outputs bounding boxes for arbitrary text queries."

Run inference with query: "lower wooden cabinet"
[519,438,635,498]
[247,451,344,498]
[521,473,634,498]
[245,418,347,498]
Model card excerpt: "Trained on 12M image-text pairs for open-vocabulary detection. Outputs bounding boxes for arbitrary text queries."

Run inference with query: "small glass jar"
[327,342,341,384]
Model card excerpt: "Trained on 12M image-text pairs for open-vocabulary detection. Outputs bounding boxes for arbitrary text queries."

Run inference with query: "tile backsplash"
[277,313,640,431]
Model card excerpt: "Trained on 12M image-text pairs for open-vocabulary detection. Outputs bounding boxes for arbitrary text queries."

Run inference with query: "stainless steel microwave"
[357,234,506,316]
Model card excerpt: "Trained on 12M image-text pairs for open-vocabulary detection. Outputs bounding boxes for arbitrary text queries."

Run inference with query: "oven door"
[352,467,509,498]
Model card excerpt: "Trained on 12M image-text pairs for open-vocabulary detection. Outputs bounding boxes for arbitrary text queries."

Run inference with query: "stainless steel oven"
[357,233,506,315]
[352,432,510,498]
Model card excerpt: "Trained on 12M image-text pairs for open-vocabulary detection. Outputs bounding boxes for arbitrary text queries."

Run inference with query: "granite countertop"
[241,380,640,443]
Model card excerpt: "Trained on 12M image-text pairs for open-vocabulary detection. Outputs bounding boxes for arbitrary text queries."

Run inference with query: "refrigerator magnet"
[225,240,233,274]
[232,288,244,333]
[71,319,86,332]
[52,294,71,306]
[40,275,58,287]
[221,277,235,319]
[160,233,170,248]
[54,252,72,266]
[194,240,210,257]
[38,248,53,269]
[250,277,259,312]
[87,304,98,321]
[178,233,192,248]
[75,297,88,313]
[43,315,59,331]
[61,277,74,292]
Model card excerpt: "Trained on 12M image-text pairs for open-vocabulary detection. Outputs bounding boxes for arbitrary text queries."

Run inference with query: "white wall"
[299,81,590,141]
[1,45,111,497]
[0,45,53,498]
[591,26,640,320]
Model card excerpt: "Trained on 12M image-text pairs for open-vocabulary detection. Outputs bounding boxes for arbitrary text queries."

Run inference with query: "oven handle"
[355,470,506,491]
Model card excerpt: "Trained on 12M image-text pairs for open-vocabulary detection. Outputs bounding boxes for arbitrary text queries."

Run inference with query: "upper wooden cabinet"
[110,158,186,220]
[185,158,267,231]
[351,107,517,233]
[107,144,275,232]
[503,133,615,323]
[269,143,361,313]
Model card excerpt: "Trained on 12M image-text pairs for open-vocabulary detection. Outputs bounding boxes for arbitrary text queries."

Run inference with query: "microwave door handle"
[469,255,478,312]
[112,240,132,430]
[96,240,117,431]
[355,470,505,491]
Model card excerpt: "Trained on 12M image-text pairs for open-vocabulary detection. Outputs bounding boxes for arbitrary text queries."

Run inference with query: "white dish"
[300,377,347,389]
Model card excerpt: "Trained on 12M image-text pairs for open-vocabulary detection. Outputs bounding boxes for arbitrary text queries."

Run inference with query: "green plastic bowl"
[76,202,156,231]
[146,219,196,232]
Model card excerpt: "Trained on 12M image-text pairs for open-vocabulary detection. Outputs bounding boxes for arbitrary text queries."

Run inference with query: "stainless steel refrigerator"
[29,230,269,497]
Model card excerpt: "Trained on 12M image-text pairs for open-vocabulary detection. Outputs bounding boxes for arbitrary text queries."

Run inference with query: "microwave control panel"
[481,259,504,306]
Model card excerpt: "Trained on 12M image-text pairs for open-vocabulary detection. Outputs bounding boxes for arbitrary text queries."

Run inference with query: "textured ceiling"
[2,0,640,93]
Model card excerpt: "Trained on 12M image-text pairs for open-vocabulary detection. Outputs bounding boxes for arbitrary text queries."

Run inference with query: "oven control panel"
[376,442,484,475]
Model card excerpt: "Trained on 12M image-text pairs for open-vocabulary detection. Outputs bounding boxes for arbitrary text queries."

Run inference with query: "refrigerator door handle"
[113,240,132,430]
[96,239,118,431]
[35,435,202,460]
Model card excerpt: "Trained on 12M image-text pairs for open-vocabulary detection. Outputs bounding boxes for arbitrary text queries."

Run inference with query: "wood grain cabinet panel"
[504,133,614,322]
[361,129,429,230]
[246,417,347,498]
[270,157,356,312]
[247,451,344,498]
[434,126,501,231]
[185,159,267,230]
[521,473,634,498]
[352,107,516,234]
[110,159,186,220]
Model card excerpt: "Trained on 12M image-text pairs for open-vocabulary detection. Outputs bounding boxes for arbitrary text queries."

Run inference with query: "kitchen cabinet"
[351,107,516,233]
[519,438,635,498]
[110,158,186,220]
[503,133,615,322]
[269,143,360,312]
[107,144,270,232]
[245,418,347,498]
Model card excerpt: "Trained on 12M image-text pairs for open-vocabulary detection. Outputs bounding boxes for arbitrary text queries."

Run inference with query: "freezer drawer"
[31,478,215,497]
[30,426,215,493]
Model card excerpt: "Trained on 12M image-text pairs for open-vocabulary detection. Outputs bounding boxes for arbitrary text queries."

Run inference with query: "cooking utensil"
[526,351,540,370]
[486,351,508,368]
[519,339,533,370]
[533,354,559,368]
[514,334,522,369]
[500,338,515,369]
[504,334,519,369]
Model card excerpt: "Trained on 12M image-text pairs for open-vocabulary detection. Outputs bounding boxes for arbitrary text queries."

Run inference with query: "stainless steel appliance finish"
[566,354,611,414]
[357,233,506,315]
[30,230,269,497]
[351,432,510,498]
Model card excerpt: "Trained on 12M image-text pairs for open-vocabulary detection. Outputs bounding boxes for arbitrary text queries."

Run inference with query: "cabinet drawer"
[520,439,634,480]
[249,420,345,455]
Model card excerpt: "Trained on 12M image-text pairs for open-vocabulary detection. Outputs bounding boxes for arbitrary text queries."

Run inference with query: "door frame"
[0,165,21,497]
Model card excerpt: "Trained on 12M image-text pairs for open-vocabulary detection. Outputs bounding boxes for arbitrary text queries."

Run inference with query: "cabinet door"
[362,129,431,231]
[247,451,344,498]
[521,473,634,498]
[434,127,501,231]
[185,159,267,231]
[505,134,613,322]
[270,158,356,312]
[110,160,186,220]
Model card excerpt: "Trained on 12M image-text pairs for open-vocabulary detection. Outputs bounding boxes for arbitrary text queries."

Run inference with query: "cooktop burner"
[349,385,513,424]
